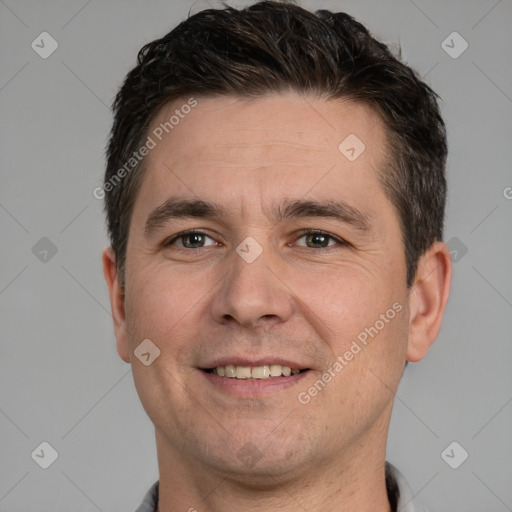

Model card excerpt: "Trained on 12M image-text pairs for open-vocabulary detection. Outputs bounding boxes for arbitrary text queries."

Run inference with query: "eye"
[293,229,346,249]
[165,230,218,249]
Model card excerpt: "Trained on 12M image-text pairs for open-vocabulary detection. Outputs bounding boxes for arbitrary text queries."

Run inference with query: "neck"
[154,428,392,512]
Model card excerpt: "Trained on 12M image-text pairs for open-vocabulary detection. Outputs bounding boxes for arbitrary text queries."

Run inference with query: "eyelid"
[292,229,348,248]
[164,228,348,249]
[164,229,218,247]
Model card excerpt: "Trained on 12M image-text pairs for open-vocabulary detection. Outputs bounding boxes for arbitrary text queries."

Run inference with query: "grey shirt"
[135,462,425,512]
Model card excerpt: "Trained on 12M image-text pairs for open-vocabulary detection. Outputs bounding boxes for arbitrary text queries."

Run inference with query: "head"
[102,0,451,487]
[104,1,447,290]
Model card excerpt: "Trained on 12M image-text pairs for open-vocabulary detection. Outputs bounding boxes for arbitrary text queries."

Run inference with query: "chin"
[211,451,308,488]
[191,426,316,485]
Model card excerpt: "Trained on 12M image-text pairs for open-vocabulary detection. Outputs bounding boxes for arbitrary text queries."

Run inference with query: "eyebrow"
[144,197,372,236]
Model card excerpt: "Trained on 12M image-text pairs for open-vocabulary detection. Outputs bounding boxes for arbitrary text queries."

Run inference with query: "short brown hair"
[104,0,447,287]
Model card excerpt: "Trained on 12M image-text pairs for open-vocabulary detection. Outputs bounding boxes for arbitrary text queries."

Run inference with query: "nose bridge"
[210,236,293,327]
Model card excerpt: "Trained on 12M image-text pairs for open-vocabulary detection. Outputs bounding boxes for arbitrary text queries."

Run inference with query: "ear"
[102,247,131,363]
[406,241,452,362]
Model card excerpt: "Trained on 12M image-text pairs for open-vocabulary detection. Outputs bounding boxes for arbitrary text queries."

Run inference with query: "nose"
[209,241,294,329]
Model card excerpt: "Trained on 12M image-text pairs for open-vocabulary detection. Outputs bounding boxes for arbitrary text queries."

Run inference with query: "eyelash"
[164,229,347,250]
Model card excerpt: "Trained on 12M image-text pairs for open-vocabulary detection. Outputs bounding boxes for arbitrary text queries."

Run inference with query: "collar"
[134,462,425,512]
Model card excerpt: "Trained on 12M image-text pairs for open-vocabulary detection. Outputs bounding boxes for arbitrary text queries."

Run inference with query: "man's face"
[117,93,413,480]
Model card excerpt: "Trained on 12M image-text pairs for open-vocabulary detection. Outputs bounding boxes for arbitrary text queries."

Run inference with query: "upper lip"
[200,357,310,370]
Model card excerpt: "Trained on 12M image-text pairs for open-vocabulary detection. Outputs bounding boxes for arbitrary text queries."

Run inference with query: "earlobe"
[406,241,452,362]
[102,247,131,363]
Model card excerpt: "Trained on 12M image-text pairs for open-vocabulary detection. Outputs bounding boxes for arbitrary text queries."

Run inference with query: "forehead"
[147,93,386,168]
[129,92,396,237]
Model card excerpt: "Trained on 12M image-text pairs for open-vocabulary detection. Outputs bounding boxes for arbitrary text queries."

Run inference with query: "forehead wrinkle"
[216,141,327,151]
[166,147,334,169]
[168,162,328,170]
[192,140,333,167]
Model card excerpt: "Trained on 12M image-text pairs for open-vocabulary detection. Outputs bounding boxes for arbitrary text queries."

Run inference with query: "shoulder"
[133,480,159,512]
[386,462,429,512]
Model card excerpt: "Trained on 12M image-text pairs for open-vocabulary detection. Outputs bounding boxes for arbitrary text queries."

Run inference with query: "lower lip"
[200,370,310,397]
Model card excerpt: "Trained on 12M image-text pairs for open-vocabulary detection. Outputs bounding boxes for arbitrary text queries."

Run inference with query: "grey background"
[1,0,511,511]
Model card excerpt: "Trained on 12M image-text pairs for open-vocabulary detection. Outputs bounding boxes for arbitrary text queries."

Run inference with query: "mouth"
[203,364,310,380]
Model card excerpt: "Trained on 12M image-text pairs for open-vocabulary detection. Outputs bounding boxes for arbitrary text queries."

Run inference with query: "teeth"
[269,364,283,377]
[236,366,252,379]
[251,365,270,379]
[225,365,236,378]
[211,364,302,379]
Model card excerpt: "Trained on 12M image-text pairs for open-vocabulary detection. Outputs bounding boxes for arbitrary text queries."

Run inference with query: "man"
[101,2,452,511]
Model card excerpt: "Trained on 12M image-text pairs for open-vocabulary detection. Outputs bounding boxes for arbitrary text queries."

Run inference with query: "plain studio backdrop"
[1,1,511,511]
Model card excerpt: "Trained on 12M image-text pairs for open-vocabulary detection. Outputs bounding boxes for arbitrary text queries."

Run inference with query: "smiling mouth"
[204,364,310,380]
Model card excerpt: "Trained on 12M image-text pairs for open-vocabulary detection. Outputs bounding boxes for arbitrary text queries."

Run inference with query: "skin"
[103,92,452,512]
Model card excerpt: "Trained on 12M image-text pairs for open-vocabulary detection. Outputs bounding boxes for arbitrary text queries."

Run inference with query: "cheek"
[125,271,184,346]
[297,264,399,336]
[124,271,207,418]
[296,264,409,400]
[124,263,216,365]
